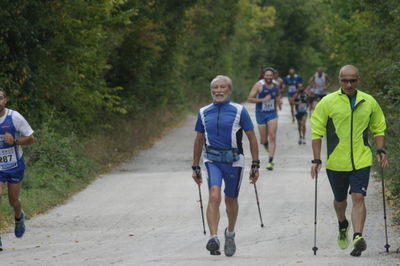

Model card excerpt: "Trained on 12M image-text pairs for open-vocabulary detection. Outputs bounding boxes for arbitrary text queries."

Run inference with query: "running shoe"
[350,235,367,257]
[0,236,3,251]
[266,162,274,170]
[15,210,26,238]
[224,228,236,257]
[337,226,349,249]
[206,236,221,255]
[298,138,302,145]
[302,138,306,145]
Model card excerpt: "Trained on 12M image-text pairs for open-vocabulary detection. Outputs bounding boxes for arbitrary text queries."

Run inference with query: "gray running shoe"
[0,235,3,251]
[224,228,236,257]
[206,236,221,255]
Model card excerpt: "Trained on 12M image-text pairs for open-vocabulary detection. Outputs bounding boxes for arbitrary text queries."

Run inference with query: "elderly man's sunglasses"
[340,79,358,84]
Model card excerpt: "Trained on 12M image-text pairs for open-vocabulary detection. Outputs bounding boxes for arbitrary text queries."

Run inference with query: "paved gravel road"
[1,99,399,265]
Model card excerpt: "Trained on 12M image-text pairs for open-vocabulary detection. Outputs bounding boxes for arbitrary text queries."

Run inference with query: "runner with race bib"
[248,69,279,170]
[292,83,309,145]
[0,88,35,252]
[283,67,303,123]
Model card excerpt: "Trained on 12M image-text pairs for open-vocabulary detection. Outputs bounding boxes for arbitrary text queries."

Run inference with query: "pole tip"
[312,246,318,255]
[261,224,264,228]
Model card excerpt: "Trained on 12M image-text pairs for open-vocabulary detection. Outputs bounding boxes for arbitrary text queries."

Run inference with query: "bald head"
[339,65,359,96]
[339,65,359,78]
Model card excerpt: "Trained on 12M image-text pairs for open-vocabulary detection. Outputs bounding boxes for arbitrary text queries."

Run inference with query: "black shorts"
[326,167,370,202]
[295,112,307,120]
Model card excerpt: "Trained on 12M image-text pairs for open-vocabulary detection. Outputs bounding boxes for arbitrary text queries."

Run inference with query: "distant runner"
[0,88,35,251]
[283,67,303,122]
[273,69,284,110]
[248,69,279,170]
[308,67,331,114]
[192,75,260,257]
[311,65,389,257]
[292,83,309,145]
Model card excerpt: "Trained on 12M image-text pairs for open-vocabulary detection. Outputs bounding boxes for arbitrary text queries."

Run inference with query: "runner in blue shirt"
[248,69,279,170]
[192,75,260,257]
[283,67,303,122]
[0,88,35,251]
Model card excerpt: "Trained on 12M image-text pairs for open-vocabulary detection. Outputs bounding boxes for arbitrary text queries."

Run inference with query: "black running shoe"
[350,235,367,257]
[206,236,221,255]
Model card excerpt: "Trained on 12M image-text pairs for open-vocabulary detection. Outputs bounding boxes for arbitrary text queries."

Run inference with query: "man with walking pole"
[192,75,260,257]
[310,65,389,257]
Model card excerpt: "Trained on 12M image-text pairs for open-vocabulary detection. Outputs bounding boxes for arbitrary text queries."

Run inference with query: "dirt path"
[1,99,399,265]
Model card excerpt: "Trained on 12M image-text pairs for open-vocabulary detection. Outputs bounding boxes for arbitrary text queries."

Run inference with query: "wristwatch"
[192,165,200,171]
[311,159,322,164]
[376,148,386,155]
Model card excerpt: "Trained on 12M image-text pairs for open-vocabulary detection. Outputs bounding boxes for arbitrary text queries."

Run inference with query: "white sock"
[226,230,235,237]
[210,234,218,239]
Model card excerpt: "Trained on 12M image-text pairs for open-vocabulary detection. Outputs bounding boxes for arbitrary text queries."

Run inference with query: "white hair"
[210,75,233,90]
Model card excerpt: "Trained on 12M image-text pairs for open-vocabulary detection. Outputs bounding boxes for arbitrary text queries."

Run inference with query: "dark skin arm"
[4,133,34,146]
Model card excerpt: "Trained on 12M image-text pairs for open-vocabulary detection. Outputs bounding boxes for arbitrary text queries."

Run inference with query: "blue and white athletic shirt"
[195,101,254,167]
[255,84,278,113]
[284,74,303,95]
[0,108,34,176]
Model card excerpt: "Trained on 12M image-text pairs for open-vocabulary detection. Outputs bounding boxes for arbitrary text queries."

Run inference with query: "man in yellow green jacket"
[310,65,389,257]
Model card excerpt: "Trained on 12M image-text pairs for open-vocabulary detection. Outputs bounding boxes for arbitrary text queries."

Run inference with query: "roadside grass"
[0,107,184,232]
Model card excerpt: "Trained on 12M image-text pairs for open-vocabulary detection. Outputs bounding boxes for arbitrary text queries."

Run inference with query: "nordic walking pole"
[312,171,318,255]
[194,167,206,235]
[251,166,264,228]
[253,183,264,228]
[380,167,390,253]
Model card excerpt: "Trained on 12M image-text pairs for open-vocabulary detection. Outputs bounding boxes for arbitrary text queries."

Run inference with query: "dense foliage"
[0,0,399,222]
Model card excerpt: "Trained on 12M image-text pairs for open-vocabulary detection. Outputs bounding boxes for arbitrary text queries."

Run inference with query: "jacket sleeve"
[311,99,328,139]
[369,98,386,137]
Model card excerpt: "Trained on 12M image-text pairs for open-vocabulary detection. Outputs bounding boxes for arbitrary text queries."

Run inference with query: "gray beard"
[212,94,229,103]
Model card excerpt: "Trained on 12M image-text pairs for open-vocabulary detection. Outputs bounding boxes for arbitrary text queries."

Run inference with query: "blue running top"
[0,110,25,176]
[195,101,254,156]
[284,74,303,94]
[256,84,279,113]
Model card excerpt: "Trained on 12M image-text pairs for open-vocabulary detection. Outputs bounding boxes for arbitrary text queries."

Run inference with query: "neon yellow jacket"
[311,89,386,171]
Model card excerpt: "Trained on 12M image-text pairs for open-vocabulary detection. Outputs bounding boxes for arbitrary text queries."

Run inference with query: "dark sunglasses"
[340,79,358,84]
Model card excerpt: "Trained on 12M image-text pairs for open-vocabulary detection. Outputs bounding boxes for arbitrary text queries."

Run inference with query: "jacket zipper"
[217,105,221,136]
[350,98,365,170]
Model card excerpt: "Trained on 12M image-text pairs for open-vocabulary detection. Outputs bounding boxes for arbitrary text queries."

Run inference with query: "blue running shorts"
[205,162,244,198]
[0,171,25,184]
[326,167,370,202]
[255,111,278,125]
